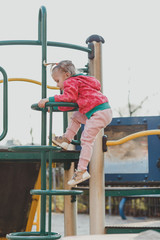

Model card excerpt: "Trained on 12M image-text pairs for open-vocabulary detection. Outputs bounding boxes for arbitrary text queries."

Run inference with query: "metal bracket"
[88,42,95,59]
[71,195,76,203]
[102,135,108,152]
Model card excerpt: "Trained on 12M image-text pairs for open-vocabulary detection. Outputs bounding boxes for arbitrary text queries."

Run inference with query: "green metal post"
[63,112,69,171]
[38,11,41,43]
[0,66,8,141]
[63,112,68,133]
[49,107,53,146]
[61,89,68,134]
[39,6,47,235]
[40,6,47,142]
[48,107,53,234]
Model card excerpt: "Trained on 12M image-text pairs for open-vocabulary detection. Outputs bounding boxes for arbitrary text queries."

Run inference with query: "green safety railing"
[0,40,91,53]
[0,66,8,141]
[3,5,87,240]
[31,102,80,146]
[31,102,79,111]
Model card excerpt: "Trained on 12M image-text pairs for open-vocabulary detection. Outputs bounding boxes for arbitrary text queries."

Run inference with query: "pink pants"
[64,108,112,170]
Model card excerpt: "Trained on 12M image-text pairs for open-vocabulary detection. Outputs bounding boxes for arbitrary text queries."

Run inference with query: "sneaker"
[52,134,70,150]
[68,169,91,186]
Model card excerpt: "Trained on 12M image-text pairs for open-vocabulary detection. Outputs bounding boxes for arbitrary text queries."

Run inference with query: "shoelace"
[55,136,62,140]
[72,169,80,179]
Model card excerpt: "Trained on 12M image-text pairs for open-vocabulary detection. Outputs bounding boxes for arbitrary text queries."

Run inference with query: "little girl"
[38,60,112,186]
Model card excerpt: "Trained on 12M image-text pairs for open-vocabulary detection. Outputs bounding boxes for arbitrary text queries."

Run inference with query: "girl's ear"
[66,72,71,78]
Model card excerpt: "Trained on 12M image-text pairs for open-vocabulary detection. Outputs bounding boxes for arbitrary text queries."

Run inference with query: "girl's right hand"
[38,98,49,108]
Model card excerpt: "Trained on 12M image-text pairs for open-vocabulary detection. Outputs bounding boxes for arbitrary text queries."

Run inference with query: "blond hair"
[44,60,76,76]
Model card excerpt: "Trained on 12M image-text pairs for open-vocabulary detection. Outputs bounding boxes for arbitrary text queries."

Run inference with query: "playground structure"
[0,5,160,240]
[0,5,105,239]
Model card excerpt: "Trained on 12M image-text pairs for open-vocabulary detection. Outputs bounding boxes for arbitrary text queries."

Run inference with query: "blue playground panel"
[104,116,160,184]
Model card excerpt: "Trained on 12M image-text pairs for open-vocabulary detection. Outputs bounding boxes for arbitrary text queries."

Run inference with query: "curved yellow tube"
[0,78,59,90]
[107,129,160,146]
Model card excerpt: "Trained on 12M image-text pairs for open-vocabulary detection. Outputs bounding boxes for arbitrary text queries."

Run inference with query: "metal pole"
[52,169,56,211]
[63,112,77,236]
[64,163,77,236]
[86,35,105,234]
[0,66,8,141]
[48,107,53,234]
[39,6,47,234]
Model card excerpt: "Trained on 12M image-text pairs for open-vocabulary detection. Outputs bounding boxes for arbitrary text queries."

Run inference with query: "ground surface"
[32,213,160,237]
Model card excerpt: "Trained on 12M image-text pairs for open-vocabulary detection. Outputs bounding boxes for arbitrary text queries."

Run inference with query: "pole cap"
[86,34,105,44]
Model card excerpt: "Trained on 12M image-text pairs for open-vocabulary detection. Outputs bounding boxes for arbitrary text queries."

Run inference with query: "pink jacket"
[53,75,108,114]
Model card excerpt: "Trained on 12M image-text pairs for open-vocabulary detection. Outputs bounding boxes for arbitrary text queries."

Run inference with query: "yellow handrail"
[0,78,59,90]
[107,129,160,146]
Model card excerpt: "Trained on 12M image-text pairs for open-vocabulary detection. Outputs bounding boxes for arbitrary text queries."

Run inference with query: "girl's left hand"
[38,98,49,108]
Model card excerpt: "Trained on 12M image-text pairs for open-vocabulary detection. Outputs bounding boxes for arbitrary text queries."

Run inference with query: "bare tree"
[116,89,149,117]
[128,90,148,117]
[30,127,34,145]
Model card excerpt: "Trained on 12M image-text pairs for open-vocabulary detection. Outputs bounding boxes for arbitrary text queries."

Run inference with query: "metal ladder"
[6,101,83,240]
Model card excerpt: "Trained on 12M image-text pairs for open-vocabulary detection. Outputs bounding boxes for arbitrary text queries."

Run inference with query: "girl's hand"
[38,98,49,108]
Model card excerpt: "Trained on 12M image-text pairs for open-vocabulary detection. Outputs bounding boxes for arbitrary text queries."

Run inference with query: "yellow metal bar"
[33,198,40,231]
[28,162,56,232]
[25,168,41,232]
[0,78,59,90]
[107,129,160,146]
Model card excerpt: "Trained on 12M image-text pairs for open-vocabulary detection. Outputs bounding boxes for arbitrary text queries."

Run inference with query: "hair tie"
[43,60,59,67]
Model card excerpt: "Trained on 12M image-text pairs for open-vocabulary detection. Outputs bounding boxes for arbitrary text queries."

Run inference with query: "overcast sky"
[0,0,160,145]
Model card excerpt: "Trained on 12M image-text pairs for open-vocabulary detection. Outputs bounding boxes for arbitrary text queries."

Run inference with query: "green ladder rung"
[105,187,160,197]
[30,189,83,196]
[6,232,61,240]
[105,226,160,234]
[71,139,80,145]
[31,102,79,112]
[8,145,61,152]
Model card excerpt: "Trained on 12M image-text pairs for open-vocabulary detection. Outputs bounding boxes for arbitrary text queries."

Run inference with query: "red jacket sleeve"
[54,79,78,111]
[54,79,78,102]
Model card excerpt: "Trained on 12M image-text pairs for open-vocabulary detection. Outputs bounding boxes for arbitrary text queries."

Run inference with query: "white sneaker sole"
[52,139,69,150]
[68,175,90,187]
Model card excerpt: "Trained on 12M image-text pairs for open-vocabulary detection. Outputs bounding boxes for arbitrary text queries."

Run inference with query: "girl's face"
[52,69,70,90]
